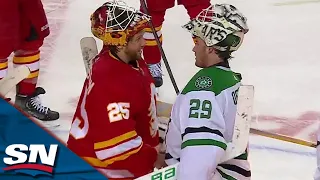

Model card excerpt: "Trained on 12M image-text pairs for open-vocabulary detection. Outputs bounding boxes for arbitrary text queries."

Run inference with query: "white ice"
[33,0,320,179]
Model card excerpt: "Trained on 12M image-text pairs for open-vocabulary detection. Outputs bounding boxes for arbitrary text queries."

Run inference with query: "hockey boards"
[0,65,30,96]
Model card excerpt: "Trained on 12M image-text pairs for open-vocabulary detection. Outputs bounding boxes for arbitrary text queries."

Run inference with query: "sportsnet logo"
[2,144,58,176]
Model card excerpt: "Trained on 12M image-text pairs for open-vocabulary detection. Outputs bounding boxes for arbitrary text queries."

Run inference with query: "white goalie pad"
[0,65,30,96]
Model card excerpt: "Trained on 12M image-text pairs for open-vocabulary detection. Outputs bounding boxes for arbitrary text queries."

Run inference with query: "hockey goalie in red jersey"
[67,1,160,179]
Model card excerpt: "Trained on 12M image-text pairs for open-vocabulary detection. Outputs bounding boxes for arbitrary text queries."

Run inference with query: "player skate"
[15,87,60,127]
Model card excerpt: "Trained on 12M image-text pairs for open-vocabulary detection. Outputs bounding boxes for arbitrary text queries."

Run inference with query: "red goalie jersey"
[67,50,159,179]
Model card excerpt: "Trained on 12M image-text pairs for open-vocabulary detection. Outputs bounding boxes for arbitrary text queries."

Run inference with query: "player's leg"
[0,0,20,100]
[179,0,211,43]
[0,0,20,81]
[179,0,210,18]
[14,0,59,124]
[140,0,175,88]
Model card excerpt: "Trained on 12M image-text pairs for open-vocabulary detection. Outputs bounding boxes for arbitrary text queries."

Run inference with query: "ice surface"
[27,0,320,179]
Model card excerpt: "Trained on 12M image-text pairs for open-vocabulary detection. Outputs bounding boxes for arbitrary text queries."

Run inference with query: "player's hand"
[154,152,166,169]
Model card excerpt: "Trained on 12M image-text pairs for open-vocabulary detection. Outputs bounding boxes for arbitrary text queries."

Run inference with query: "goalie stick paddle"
[0,65,30,96]
[80,37,98,74]
[221,85,254,162]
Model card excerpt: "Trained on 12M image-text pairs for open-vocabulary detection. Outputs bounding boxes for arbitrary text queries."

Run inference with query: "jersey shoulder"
[181,66,241,95]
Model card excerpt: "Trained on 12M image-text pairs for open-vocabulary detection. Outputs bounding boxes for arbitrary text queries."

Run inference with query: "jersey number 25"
[107,103,130,122]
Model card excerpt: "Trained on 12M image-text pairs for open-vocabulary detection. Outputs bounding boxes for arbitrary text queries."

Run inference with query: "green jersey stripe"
[181,67,241,95]
[181,139,227,150]
[234,151,248,160]
[181,126,224,139]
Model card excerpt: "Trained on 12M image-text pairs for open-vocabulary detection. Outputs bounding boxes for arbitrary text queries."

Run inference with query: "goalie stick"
[0,65,30,96]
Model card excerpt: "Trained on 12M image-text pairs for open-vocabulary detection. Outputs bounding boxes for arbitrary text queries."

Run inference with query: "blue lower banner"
[0,98,108,179]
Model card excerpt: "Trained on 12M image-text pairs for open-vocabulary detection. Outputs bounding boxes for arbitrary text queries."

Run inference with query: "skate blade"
[34,119,60,128]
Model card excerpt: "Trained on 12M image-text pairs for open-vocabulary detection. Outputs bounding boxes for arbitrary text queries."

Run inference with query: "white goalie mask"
[182,4,249,52]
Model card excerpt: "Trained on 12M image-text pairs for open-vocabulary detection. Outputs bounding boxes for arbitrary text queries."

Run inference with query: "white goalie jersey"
[165,66,251,180]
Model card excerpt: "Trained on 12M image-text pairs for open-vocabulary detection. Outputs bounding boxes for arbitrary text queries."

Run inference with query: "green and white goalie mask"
[182,4,249,52]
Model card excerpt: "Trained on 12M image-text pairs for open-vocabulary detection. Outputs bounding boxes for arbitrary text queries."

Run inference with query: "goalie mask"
[182,4,249,52]
[91,0,150,46]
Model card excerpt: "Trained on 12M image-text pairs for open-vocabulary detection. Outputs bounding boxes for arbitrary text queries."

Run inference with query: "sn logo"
[3,144,58,175]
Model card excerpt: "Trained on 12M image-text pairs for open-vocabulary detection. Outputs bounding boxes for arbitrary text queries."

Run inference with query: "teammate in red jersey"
[67,1,160,179]
[0,0,59,125]
[141,0,211,87]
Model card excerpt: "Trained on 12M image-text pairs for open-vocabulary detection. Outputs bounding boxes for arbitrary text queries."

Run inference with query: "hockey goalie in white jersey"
[164,4,251,180]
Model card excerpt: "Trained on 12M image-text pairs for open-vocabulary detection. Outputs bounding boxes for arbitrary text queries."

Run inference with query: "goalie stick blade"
[135,163,178,180]
[80,37,99,74]
[0,65,30,96]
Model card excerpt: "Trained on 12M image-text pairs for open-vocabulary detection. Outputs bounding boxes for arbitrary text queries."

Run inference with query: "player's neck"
[116,51,131,64]
[204,57,224,68]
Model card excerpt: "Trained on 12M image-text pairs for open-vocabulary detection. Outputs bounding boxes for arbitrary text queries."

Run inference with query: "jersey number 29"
[189,99,212,119]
